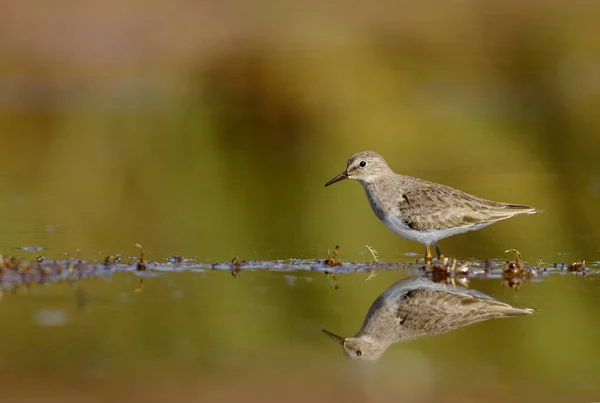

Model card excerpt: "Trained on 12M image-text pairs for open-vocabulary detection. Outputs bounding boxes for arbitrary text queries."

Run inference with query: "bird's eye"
[359,161,367,168]
[355,349,363,357]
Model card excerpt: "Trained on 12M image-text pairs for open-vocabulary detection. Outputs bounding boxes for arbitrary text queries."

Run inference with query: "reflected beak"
[325,170,349,187]
[322,329,346,345]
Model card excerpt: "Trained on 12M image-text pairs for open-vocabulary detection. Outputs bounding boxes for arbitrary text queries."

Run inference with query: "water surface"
[1,251,598,402]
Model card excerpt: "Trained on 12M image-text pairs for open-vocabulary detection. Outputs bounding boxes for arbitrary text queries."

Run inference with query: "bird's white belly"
[382,214,492,246]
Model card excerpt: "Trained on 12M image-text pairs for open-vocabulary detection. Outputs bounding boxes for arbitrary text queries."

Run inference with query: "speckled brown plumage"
[322,277,534,361]
[395,288,527,338]
[397,179,536,231]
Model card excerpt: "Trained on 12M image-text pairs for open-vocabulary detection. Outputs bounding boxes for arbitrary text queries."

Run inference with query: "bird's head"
[325,151,391,187]
[321,329,388,362]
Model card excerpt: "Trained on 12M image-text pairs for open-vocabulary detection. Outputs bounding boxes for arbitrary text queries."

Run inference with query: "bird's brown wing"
[398,183,535,231]
[395,289,527,340]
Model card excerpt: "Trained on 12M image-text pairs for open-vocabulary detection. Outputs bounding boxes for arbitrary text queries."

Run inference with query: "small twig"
[325,271,340,290]
[67,260,75,275]
[365,245,379,262]
[231,257,242,277]
[364,245,379,281]
[104,254,120,268]
[134,243,146,293]
[323,245,341,289]
[324,245,341,267]
[504,249,523,266]
[135,244,146,270]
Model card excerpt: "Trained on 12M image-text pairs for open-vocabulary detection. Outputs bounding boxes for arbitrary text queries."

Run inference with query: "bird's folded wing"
[395,289,513,337]
[399,185,530,231]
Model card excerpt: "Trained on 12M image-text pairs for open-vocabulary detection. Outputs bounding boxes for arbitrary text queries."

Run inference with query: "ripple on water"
[21,246,44,252]
[284,275,297,286]
[116,292,131,304]
[33,309,69,327]
[170,289,184,299]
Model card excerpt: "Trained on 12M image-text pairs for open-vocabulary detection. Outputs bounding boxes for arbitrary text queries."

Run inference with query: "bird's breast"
[363,183,392,221]
[359,304,408,340]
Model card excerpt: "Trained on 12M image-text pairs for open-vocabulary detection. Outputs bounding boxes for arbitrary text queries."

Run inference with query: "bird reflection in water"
[323,277,534,361]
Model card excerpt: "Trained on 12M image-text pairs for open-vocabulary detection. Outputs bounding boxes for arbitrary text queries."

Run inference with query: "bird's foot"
[434,244,445,262]
[425,245,433,263]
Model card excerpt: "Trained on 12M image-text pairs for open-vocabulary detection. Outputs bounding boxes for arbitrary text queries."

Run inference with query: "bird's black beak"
[322,329,345,345]
[325,170,349,187]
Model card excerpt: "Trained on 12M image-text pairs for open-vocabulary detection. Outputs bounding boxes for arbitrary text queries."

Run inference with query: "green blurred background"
[1,0,600,401]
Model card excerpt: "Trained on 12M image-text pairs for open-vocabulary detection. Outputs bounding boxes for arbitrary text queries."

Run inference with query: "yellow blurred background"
[0,0,599,401]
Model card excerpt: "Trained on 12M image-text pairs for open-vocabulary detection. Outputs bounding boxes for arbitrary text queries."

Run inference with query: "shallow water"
[1,251,599,403]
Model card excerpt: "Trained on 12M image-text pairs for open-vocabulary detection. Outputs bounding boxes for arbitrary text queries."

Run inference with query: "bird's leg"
[425,246,433,263]
[434,243,445,261]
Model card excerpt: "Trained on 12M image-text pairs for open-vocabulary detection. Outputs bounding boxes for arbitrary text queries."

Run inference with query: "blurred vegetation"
[0,0,599,401]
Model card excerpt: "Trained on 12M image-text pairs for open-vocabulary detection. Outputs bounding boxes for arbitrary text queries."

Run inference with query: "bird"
[325,151,541,262]
[322,276,535,361]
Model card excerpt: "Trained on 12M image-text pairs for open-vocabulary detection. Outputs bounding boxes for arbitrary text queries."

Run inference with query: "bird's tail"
[490,304,536,317]
[504,204,543,215]
[483,204,541,223]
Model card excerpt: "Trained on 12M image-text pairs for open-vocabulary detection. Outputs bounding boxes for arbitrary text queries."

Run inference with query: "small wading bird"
[322,277,535,361]
[325,151,541,262]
